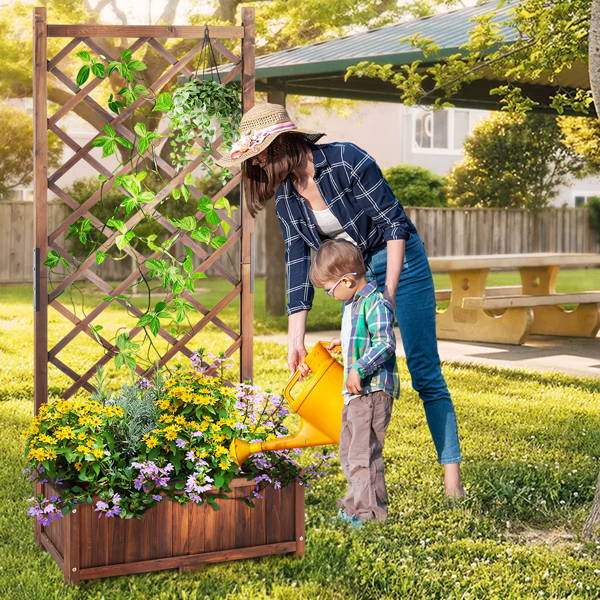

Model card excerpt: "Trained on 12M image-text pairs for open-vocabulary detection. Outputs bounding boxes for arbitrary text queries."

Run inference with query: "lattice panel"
[33,9,256,409]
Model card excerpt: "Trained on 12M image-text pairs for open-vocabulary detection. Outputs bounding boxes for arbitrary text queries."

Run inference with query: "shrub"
[381,164,447,207]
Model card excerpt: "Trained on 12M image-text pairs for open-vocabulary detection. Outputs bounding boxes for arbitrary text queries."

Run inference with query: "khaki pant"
[339,390,394,523]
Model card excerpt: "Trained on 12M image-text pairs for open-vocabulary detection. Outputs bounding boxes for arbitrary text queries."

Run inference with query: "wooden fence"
[2,204,598,285]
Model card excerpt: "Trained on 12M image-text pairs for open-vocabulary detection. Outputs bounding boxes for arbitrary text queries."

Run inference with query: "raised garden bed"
[40,477,305,584]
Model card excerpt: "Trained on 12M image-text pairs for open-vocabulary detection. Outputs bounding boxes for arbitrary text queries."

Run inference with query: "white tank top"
[306,206,356,245]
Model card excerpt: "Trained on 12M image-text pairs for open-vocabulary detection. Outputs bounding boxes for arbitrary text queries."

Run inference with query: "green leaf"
[102,139,117,158]
[107,218,126,234]
[76,65,90,88]
[103,124,116,137]
[120,197,137,214]
[90,136,111,148]
[181,184,190,202]
[121,49,132,61]
[190,227,211,244]
[184,173,194,186]
[210,236,227,250]
[152,92,173,112]
[124,355,137,372]
[136,314,153,327]
[185,278,195,293]
[172,189,181,200]
[115,234,132,251]
[91,62,105,78]
[149,317,160,337]
[134,122,147,137]
[183,255,193,274]
[138,137,149,155]
[133,83,148,94]
[128,60,147,72]
[116,137,133,148]
[205,210,220,226]
[178,216,197,232]
[197,198,212,212]
[138,191,154,202]
[191,271,207,279]
[114,353,124,370]
[136,171,147,182]
[98,174,109,182]
[155,302,167,312]
[76,51,91,63]
[96,250,106,265]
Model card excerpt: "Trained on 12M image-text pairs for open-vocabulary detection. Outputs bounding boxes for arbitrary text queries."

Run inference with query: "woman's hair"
[243,132,313,215]
[309,240,366,288]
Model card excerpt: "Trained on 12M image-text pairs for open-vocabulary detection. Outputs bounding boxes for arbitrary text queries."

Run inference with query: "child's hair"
[309,239,366,288]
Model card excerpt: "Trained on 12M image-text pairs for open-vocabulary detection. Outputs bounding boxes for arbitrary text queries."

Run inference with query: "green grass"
[3,284,600,598]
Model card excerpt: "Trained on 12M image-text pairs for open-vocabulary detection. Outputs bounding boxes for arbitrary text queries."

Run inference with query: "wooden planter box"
[40,477,305,583]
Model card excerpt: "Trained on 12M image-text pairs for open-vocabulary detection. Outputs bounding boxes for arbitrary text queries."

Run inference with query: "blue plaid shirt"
[275,142,417,315]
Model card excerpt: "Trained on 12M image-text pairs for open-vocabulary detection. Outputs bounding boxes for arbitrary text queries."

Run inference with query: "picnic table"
[428,253,600,345]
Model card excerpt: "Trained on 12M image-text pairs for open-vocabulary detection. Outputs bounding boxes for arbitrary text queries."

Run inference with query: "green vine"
[45,47,242,379]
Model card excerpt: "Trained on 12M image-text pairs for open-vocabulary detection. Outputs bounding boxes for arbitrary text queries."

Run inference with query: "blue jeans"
[364,234,462,465]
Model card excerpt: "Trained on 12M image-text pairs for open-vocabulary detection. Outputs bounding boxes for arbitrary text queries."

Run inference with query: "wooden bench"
[435,286,522,302]
[462,291,600,310]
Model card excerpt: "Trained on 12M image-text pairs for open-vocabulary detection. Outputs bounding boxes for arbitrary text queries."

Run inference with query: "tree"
[447,112,587,211]
[0,103,62,198]
[559,115,600,173]
[382,164,447,207]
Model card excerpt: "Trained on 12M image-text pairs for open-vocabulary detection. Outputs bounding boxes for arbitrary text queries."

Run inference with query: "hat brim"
[215,128,326,168]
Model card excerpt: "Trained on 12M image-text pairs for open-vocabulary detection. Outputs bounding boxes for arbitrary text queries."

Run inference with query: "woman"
[217,103,464,497]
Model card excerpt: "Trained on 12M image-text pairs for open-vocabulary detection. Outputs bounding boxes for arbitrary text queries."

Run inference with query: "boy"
[309,239,400,529]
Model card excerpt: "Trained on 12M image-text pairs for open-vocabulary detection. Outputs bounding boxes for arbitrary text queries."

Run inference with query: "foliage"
[345,0,592,116]
[559,116,600,174]
[446,112,587,211]
[382,164,447,208]
[43,48,241,375]
[0,103,62,198]
[168,78,241,180]
[23,352,332,522]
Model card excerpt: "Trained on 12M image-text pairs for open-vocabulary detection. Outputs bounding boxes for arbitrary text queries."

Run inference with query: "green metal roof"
[217,0,589,113]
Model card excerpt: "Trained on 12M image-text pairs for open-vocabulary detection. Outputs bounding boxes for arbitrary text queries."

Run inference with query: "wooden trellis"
[33,7,255,431]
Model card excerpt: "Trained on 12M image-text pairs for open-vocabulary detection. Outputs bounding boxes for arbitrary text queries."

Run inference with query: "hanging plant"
[168,28,242,182]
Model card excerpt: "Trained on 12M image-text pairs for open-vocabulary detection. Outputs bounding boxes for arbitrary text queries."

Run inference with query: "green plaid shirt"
[342,281,400,401]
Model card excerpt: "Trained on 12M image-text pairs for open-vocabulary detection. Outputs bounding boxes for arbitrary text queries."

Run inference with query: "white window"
[573,191,600,207]
[412,107,473,155]
[0,187,33,201]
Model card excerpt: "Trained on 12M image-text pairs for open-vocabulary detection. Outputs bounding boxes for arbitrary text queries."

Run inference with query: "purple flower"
[23,468,31,474]
[38,466,45,473]
[139,377,154,390]
[105,505,122,518]
[111,493,121,504]
[95,500,109,512]
[153,494,162,502]
[186,450,195,462]
[176,438,186,448]
[191,431,203,438]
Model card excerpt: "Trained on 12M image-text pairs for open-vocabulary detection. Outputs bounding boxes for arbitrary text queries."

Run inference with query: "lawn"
[2,281,600,599]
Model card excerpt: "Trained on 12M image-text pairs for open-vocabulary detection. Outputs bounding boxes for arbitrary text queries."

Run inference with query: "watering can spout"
[229,342,344,468]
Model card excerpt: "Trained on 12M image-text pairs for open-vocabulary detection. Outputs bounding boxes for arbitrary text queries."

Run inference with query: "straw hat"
[215,103,326,168]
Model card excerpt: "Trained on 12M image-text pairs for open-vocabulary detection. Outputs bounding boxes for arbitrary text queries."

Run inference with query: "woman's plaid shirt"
[345,281,400,401]
[275,142,417,315]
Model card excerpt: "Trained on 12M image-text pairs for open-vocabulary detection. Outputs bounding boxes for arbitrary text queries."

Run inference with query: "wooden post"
[33,6,48,549]
[240,6,255,383]
[265,85,288,317]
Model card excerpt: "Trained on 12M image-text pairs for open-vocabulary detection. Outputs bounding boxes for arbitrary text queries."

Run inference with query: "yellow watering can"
[229,342,344,467]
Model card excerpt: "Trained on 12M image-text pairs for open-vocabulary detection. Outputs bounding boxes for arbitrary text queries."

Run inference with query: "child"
[309,239,400,528]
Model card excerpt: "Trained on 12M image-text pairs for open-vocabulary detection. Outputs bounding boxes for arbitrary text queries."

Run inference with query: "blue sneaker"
[332,508,352,524]
[348,514,363,529]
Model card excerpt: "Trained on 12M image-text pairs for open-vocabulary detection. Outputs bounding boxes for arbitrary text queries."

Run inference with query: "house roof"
[217,0,590,114]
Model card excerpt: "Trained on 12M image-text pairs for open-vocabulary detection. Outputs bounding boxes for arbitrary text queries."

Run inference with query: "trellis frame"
[32,7,255,547]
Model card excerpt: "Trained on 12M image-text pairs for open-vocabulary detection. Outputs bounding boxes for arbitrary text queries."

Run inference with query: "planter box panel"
[40,477,304,583]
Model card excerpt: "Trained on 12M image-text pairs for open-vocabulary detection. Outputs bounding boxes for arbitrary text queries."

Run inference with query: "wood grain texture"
[47,25,245,38]
[295,481,305,557]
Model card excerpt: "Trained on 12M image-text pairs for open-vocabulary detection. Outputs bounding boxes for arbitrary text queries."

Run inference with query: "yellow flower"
[77,432,87,441]
[146,436,159,449]
[78,416,91,426]
[89,416,102,428]
[92,448,104,459]
[77,445,88,454]
[46,449,57,460]
[55,426,75,440]
[86,438,95,448]
[74,462,82,471]
[34,448,46,461]
[219,460,231,470]
[199,421,209,431]
[165,430,177,441]
[175,415,186,425]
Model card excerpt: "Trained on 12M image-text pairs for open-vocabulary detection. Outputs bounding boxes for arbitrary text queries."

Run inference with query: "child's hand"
[327,338,342,354]
[346,367,363,395]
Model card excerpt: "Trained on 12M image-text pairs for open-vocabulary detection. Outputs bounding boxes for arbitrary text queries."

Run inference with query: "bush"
[381,164,447,207]
[588,196,600,246]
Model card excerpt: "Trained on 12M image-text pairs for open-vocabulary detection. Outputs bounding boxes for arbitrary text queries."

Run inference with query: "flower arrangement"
[24,351,333,524]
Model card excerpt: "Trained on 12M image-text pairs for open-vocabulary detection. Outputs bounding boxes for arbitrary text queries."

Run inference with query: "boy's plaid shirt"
[344,281,400,401]
[275,142,417,316]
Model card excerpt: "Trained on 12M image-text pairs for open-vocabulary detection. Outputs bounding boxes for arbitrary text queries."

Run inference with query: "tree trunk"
[583,0,600,540]
[265,87,287,317]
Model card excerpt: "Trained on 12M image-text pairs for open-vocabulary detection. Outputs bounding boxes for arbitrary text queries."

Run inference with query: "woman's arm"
[287,309,310,378]
[384,239,405,312]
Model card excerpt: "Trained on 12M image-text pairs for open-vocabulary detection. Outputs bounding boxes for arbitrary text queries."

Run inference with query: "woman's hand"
[326,337,342,354]
[287,344,309,380]
[346,367,363,395]
[383,290,397,313]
